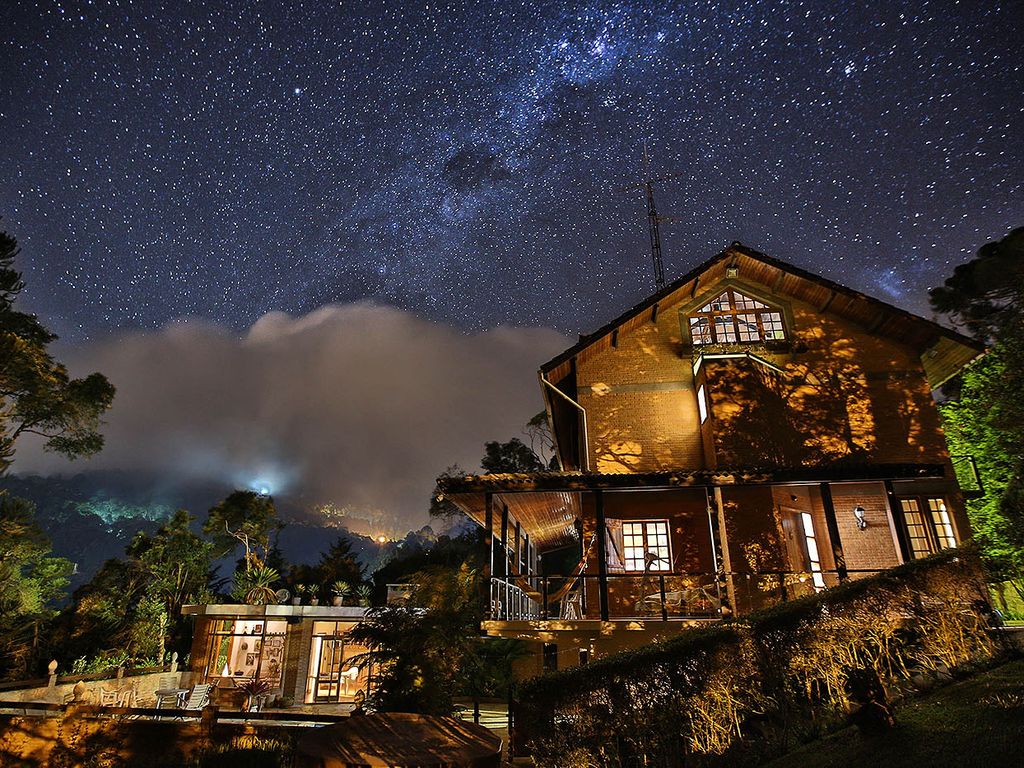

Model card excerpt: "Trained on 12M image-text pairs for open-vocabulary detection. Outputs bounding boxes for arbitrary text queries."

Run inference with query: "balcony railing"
[488,569,885,622]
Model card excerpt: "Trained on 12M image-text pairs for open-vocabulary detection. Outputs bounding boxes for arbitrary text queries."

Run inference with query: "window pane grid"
[688,290,786,345]
[900,499,934,559]
[621,520,671,572]
[927,498,956,549]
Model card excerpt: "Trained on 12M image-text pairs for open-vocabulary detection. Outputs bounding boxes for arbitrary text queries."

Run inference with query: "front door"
[780,507,825,592]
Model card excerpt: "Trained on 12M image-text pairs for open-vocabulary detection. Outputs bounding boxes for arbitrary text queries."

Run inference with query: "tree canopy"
[203,490,281,570]
[0,228,115,475]
[932,227,1024,608]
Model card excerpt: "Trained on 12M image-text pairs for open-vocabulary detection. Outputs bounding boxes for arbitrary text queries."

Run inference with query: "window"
[899,497,956,559]
[687,289,786,345]
[621,520,671,572]
[800,512,826,590]
[928,498,957,549]
[697,384,709,423]
[307,621,369,703]
[205,619,287,686]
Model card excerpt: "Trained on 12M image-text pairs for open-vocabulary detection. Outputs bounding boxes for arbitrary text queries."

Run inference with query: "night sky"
[2,0,1022,345]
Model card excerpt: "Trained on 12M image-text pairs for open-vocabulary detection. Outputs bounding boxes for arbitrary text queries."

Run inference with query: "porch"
[437,464,968,631]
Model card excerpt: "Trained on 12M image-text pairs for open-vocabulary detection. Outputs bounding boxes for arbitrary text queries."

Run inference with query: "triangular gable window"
[688,288,785,346]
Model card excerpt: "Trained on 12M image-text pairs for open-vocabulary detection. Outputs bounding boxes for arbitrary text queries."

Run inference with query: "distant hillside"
[0,470,463,590]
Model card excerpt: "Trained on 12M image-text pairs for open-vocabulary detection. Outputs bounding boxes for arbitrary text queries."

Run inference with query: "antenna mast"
[642,143,666,291]
[619,144,683,291]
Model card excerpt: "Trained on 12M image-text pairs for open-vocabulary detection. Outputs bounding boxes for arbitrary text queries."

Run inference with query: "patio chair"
[98,688,120,707]
[560,589,584,620]
[181,683,213,712]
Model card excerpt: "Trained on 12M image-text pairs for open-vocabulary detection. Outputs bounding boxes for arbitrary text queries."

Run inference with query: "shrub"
[519,549,1001,767]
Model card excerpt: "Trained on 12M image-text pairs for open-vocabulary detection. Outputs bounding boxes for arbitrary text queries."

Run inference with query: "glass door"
[310,636,346,702]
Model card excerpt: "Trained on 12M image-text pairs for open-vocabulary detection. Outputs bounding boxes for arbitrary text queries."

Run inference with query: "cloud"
[19,304,569,533]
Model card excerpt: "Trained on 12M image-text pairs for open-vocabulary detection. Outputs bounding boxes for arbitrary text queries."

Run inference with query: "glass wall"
[205,618,287,687]
[306,621,369,703]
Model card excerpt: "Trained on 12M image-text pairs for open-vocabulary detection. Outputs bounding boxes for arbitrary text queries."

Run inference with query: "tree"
[203,490,281,570]
[932,227,1024,607]
[481,437,546,474]
[0,227,115,475]
[127,510,214,657]
[0,495,73,679]
[348,563,482,715]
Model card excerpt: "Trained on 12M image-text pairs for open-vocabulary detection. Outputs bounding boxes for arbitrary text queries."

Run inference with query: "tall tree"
[0,228,115,475]
[203,490,281,570]
[127,510,214,658]
[932,227,1024,605]
[0,495,73,679]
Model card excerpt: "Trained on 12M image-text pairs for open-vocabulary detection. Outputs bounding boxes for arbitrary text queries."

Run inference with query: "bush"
[518,548,1002,767]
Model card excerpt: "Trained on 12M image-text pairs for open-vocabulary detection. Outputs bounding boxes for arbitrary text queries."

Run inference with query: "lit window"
[927,498,956,549]
[713,314,738,342]
[899,497,957,558]
[687,288,786,345]
[697,384,708,423]
[689,316,713,344]
[621,520,671,572]
[800,512,826,590]
[899,499,934,559]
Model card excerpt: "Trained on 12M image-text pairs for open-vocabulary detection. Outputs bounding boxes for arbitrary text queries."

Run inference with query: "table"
[154,687,190,708]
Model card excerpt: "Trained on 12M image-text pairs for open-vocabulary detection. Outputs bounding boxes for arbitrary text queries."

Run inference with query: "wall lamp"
[853,505,867,531]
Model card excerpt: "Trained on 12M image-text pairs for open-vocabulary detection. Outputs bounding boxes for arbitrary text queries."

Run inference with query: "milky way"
[2,0,1021,343]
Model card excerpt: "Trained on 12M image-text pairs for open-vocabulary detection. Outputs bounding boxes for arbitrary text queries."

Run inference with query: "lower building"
[182,604,372,706]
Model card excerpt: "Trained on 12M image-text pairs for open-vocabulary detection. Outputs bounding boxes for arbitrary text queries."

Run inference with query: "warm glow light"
[376,535,388,544]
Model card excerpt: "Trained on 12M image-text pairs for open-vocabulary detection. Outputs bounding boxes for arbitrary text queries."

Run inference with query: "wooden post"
[483,493,494,617]
[884,480,911,563]
[659,574,668,622]
[819,483,848,582]
[710,487,736,615]
[500,502,510,620]
[594,490,610,621]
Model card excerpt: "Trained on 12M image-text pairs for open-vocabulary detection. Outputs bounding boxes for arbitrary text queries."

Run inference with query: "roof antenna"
[620,143,683,291]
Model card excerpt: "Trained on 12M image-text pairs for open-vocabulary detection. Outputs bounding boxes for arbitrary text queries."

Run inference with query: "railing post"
[594,490,610,622]
[541,577,549,620]
[659,574,668,622]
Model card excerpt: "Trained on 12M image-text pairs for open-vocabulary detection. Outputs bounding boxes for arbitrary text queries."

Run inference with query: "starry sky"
[1,0,1022,343]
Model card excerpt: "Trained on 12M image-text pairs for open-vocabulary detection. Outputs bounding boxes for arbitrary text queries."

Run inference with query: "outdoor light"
[853,505,867,530]
[726,266,740,278]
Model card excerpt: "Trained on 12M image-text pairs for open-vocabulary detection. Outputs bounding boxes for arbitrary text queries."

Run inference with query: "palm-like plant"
[235,565,280,605]
[354,584,373,607]
[331,580,351,605]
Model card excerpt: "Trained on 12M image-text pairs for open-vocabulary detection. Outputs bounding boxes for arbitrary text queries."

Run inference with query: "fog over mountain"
[16,303,569,535]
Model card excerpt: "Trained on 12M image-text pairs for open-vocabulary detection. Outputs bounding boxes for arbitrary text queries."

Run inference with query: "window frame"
[683,287,788,347]
[619,519,672,573]
[897,496,957,559]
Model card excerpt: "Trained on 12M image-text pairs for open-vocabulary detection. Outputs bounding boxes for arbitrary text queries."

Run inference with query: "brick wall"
[572,276,954,473]
[828,482,901,572]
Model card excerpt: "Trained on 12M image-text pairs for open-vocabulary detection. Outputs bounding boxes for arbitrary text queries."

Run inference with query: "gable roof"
[540,242,983,389]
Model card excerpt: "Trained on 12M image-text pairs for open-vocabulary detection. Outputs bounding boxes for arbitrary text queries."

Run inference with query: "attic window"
[688,289,786,346]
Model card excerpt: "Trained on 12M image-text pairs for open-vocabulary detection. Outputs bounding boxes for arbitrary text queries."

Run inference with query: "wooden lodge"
[436,243,984,675]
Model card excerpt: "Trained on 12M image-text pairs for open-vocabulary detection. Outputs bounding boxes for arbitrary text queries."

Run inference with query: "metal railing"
[489,569,885,622]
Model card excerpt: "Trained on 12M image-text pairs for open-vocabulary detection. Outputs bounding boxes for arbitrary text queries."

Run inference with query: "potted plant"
[238,678,273,712]
[237,565,280,606]
[354,584,372,607]
[292,584,306,606]
[309,586,320,606]
[331,580,351,606]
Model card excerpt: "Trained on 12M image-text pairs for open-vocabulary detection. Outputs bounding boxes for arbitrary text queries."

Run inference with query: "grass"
[762,659,1024,768]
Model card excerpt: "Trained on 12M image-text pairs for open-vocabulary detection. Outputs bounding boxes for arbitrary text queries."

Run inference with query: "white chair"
[98,689,120,707]
[182,683,212,711]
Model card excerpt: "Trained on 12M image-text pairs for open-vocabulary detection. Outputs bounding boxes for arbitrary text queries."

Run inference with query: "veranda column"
[711,486,737,616]
[819,482,849,581]
[500,501,510,619]
[594,489,610,621]
[483,492,494,617]
[884,480,911,564]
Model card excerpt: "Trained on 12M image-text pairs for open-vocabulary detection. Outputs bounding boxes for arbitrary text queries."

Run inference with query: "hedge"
[516,548,1003,767]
